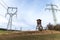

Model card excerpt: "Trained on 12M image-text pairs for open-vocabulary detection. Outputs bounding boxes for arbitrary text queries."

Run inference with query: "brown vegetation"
[47,23,60,31]
[0,30,60,40]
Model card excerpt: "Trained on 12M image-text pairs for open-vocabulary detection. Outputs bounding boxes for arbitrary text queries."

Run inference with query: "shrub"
[47,23,54,30]
[54,24,60,31]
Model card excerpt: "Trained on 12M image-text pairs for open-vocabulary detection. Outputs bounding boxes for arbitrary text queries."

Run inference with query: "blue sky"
[0,0,60,31]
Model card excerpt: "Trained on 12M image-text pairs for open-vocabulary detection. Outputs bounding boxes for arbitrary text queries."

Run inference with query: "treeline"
[46,23,60,31]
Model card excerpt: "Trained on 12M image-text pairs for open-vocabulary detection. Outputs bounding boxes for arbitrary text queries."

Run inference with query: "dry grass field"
[0,30,60,40]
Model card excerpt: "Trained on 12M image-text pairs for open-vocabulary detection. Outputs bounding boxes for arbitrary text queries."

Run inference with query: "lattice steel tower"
[45,3,60,25]
[6,7,17,30]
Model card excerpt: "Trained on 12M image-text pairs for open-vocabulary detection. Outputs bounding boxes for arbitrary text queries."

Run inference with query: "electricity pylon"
[6,7,17,30]
[20,27,22,31]
[45,3,60,25]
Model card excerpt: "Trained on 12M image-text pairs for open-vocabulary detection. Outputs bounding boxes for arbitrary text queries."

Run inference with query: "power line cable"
[0,0,8,9]
[1,0,8,7]
[0,2,7,9]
